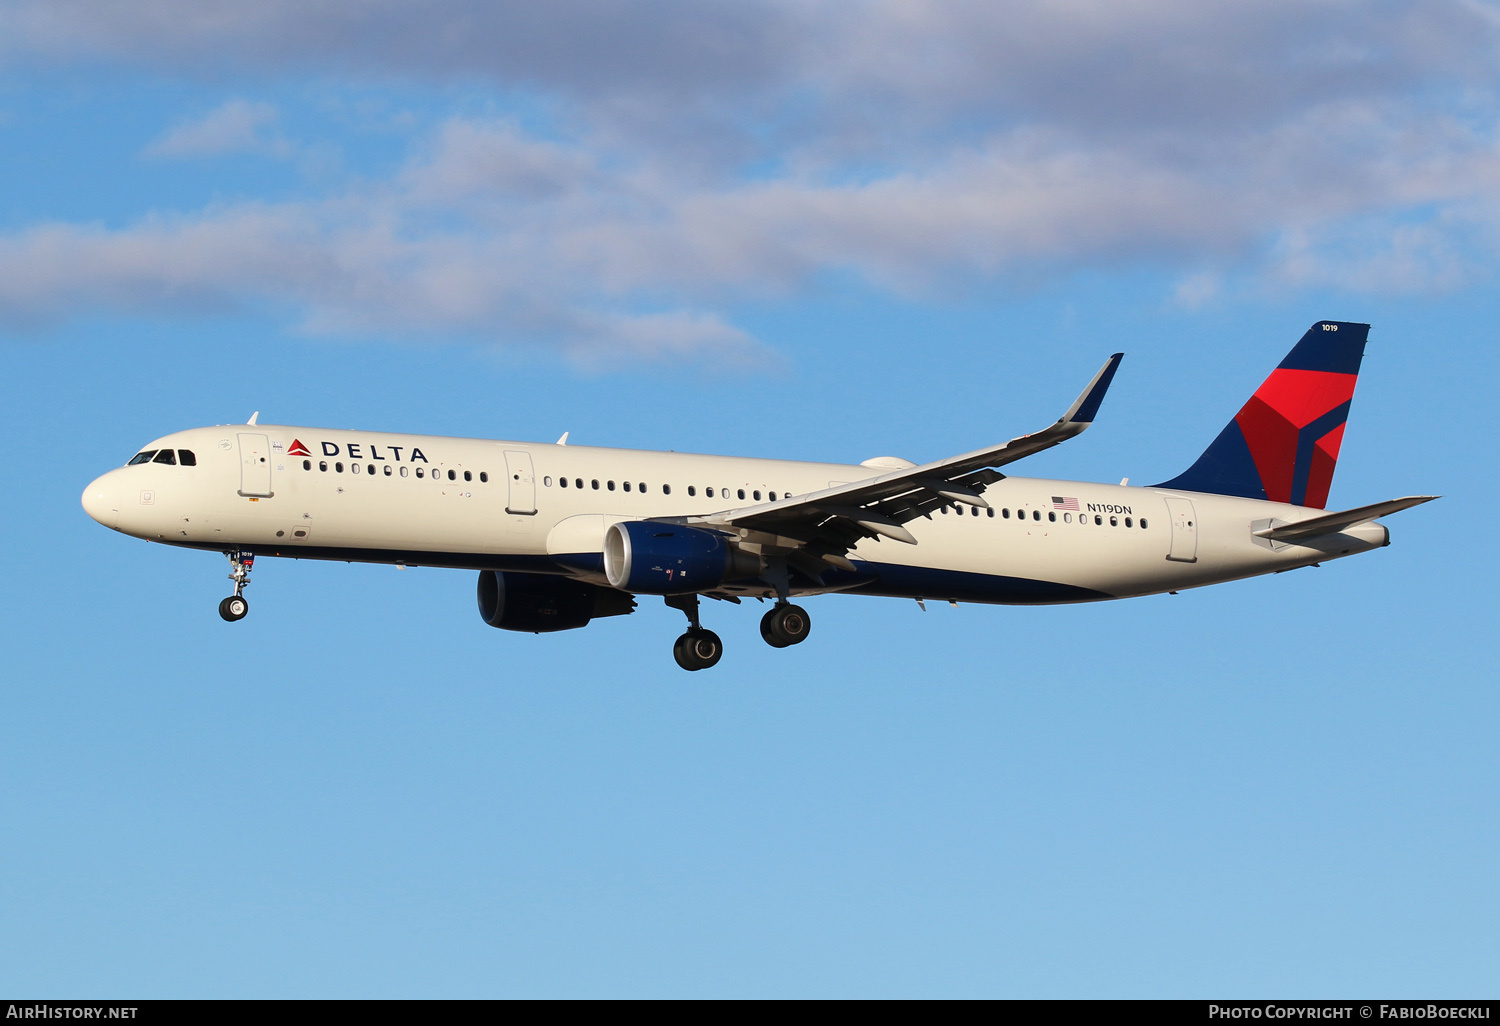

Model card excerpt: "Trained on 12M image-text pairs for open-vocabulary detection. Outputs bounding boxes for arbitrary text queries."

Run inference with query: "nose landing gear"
[219,551,254,622]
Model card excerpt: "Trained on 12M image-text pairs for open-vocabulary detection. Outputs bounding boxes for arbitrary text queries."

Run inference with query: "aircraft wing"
[677,353,1123,579]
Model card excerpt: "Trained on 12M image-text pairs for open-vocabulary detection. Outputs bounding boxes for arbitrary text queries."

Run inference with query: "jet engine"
[603,521,761,595]
[476,570,636,633]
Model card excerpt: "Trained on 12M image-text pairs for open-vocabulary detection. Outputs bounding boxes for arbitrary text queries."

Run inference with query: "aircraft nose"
[81,472,121,530]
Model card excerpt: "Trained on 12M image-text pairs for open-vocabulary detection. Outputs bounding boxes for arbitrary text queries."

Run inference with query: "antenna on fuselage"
[556,431,569,445]
[247,412,260,425]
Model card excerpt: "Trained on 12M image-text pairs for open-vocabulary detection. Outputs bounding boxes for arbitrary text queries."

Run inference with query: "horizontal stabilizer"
[1253,495,1438,542]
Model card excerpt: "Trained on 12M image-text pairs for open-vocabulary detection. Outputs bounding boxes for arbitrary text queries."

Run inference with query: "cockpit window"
[127,450,157,465]
[152,449,177,465]
[178,449,196,466]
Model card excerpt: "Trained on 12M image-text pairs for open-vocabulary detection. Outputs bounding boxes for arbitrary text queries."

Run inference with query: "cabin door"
[1165,497,1198,563]
[237,433,273,497]
[505,450,537,515]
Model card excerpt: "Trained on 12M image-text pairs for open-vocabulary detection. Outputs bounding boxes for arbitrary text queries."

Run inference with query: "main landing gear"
[664,594,812,670]
[218,550,254,622]
[666,593,723,671]
[760,602,811,648]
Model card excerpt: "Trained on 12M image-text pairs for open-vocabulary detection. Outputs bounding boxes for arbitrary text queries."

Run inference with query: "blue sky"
[2,1,1496,997]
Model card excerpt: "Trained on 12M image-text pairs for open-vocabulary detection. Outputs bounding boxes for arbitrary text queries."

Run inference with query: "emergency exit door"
[237,433,273,497]
[504,450,536,515]
[1165,496,1197,563]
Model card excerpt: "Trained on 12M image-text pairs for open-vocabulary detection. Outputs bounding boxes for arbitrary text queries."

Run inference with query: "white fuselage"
[82,424,1390,604]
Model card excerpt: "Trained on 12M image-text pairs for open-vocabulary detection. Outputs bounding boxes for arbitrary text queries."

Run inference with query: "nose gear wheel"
[219,550,255,622]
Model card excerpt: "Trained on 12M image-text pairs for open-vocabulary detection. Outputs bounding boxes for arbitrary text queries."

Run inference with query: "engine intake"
[603,521,760,595]
[477,570,636,633]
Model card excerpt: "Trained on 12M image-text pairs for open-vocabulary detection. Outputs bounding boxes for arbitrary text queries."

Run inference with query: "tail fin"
[1155,321,1368,508]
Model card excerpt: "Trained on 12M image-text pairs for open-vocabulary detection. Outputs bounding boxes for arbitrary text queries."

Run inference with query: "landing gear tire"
[673,629,724,671]
[219,595,249,622]
[760,603,811,648]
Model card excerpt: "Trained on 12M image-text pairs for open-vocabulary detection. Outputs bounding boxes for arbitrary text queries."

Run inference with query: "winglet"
[247,411,259,426]
[1061,353,1124,426]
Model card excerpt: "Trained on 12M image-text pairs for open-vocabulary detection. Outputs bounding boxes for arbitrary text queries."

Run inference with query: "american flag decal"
[1052,496,1080,510]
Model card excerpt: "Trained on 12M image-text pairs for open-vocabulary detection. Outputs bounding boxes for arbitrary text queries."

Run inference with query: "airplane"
[81,320,1435,670]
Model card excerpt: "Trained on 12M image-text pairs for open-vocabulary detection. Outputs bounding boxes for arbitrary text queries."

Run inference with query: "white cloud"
[2,3,1500,365]
[144,99,288,158]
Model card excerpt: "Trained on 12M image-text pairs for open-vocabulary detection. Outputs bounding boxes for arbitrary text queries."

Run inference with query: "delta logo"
[284,438,431,463]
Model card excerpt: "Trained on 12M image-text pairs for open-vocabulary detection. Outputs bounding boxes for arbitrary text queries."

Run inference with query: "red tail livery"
[1157,321,1367,508]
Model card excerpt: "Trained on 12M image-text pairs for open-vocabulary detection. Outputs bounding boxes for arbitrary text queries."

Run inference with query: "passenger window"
[639,482,646,493]
[575,479,583,489]
[706,487,714,498]
[543,475,551,486]
[1140,518,1149,529]
[986,508,994,518]
[607,480,615,491]
[352,463,361,474]
[664,484,672,495]
[320,461,328,472]
[153,449,176,465]
[415,467,424,478]
[623,481,631,492]
[127,450,157,466]
[178,450,196,466]
[1094,515,1102,525]
[336,462,344,473]
[737,489,745,500]
[303,460,312,471]
[448,470,456,481]
[972,507,980,517]
[1110,516,1118,527]
[559,476,568,488]
[480,472,488,483]
[591,479,599,490]
[384,465,393,476]
[464,471,472,482]
[368,464,375,475]
[1125,517,1132,528]
[1032,510,1040,521]
[1002,508,1010,518]
[687,486,695,496]
[400,466,408,478]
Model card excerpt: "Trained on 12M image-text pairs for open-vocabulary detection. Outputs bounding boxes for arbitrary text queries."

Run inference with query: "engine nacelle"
[603,520,760,595]
[476,570,636,633]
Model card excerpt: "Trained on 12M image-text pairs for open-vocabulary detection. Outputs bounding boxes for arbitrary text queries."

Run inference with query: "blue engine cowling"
[603,521,759,595]
[477,570,636,633]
